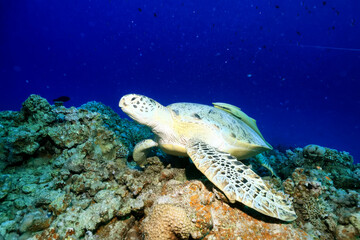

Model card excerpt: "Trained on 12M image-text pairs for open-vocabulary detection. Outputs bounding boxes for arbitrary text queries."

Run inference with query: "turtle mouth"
[119,105,138,122]
[119,96,128,109]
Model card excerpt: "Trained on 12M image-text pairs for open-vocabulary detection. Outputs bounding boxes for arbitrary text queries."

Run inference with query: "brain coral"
[303,144,326,159]
[142,204,192,240]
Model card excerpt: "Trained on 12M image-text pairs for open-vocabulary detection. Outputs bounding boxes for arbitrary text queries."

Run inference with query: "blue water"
[1,1,360,163]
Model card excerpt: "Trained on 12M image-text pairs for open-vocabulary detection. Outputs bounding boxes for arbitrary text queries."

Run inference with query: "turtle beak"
[119,96,128,109]
[119,95,137,122]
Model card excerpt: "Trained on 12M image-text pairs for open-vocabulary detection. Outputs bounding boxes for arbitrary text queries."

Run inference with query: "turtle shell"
[167,103,270,159]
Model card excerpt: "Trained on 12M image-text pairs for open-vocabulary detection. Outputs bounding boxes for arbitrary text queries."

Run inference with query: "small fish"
[53,96,70,102]
[316,166,322,170]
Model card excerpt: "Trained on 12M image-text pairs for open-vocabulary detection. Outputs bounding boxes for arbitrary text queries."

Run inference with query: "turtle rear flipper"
[186,139,297,221]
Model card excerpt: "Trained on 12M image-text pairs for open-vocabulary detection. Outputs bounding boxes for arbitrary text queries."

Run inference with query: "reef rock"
[0,95,359,240]
[141,180,310,240]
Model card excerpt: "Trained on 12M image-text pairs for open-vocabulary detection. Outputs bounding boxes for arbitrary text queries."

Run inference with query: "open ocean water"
[1,0,360,163]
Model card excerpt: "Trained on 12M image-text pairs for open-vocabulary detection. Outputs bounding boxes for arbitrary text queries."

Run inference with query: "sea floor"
[0,95,359,240]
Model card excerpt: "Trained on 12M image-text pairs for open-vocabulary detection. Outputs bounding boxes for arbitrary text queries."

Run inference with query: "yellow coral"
[142,204,192,240]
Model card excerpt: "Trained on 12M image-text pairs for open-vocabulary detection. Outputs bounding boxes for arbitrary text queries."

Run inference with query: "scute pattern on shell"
[168,102,265,147]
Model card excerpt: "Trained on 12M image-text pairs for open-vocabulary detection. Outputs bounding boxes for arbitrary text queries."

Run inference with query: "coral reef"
[265,145,360,240]
[141,180,310,240]
[79,101,153,154]
[0,95,359,240]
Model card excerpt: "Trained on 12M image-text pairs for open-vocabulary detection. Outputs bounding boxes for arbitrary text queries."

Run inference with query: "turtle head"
[119,94,165,127]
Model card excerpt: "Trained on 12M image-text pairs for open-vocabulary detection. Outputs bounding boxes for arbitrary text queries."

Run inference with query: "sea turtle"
[119,94,297,221]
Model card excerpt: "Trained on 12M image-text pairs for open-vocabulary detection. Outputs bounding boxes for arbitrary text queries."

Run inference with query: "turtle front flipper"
[133,139,158,167]
[186,139,297,221]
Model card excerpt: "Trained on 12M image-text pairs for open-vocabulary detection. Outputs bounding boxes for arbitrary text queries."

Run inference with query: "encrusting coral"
[0,95,358,240]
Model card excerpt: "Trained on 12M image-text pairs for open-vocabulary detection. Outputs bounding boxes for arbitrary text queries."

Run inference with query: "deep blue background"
[1,0,360,163]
